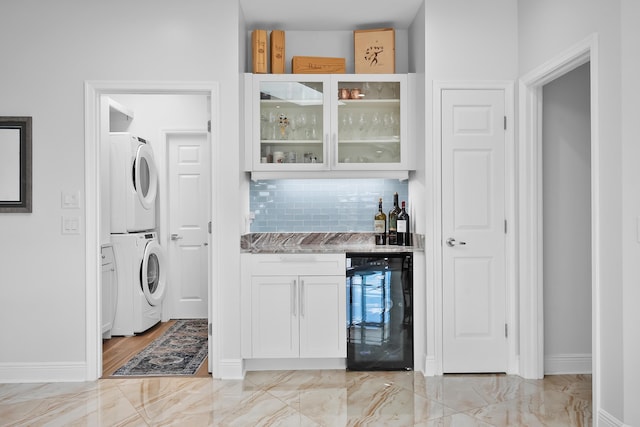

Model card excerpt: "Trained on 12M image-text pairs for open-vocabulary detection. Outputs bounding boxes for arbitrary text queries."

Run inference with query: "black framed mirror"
[0,117,32,213]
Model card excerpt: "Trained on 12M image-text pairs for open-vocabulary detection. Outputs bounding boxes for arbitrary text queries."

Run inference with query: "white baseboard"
[0,362,87,383]
[544,353,592,375]
[244,358,346,372]
[424,356,439,376]
[216,358,244,380]
[598,408,627,427]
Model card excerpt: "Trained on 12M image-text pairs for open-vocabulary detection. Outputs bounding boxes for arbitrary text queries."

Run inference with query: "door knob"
[171,233,183,241]
[446,238,466,247]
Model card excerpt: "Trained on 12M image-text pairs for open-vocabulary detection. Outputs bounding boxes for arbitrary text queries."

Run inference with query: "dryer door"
[133,143,158,210]
[141,240,166,306]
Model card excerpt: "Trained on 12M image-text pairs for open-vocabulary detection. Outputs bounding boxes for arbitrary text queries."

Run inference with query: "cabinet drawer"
[249,254,345,276]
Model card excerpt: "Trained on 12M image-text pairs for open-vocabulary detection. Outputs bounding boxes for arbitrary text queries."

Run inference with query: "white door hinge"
[505,323,508,338]
[504,116,507,130]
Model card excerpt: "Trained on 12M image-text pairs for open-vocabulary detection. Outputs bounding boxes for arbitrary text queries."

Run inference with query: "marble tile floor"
[0,371,591,426]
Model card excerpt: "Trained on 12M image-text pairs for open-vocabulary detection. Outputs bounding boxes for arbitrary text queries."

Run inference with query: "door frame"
[84,81,220,380]
[162,129,210,321]
[518,33,599,408]
[432,81,516,375]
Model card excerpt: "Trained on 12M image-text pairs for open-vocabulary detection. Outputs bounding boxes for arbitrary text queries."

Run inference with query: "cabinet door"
[299,275,346,358]
[101,261,116,334]
[332,75,407,170]
[252,75,330,171]
[251,275,300,358]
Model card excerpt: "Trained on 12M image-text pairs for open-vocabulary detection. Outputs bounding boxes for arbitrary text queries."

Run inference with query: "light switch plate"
[62,190,80,209]
[62,216,81,234]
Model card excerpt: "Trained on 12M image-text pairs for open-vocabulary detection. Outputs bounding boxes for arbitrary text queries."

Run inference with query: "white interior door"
[441,89,507,373]
[168,131,209,319]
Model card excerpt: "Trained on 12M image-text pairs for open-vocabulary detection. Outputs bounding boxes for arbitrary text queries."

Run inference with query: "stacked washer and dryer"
[109,133,167,336]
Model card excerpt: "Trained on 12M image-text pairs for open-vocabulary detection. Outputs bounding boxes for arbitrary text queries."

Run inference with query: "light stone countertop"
[241,232,424,254]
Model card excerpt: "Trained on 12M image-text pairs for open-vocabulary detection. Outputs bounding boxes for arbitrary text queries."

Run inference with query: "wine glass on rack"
[295,112,307,140]
[375,82,385,99]
[371,112,381,139]
[382,113,393,136]
[362,82,371,99]
[309,112,318,140]
[390,111,399,137]
[340,111,353,141]
[268,110,277,140]
[358,112,368,139]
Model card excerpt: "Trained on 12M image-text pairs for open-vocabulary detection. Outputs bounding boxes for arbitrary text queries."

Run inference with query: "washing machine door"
[133,143,158,210]
[141,240,166,306]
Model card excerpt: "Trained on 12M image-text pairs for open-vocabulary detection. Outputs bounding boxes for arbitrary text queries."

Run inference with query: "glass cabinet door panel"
[259,80,325,167]
[336,80,402,165]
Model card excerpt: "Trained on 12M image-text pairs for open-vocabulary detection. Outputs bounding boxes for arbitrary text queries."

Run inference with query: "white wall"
[0,0,242,380]
[519,0,624,420]
[621,0,640,424]
[423,0,518,374]
[408,0,427,372]
[542,63,592,371]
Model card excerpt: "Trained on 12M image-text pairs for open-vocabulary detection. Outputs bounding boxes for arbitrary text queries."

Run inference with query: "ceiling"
[239,0,425,31]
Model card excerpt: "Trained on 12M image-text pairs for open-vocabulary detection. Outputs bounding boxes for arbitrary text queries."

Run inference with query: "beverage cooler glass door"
[335,78,403,168]
[257,78,328,170]
[346,253,413,370]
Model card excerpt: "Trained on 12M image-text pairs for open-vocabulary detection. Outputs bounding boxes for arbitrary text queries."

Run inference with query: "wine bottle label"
[374,220,385,233]
[397,220,407,233]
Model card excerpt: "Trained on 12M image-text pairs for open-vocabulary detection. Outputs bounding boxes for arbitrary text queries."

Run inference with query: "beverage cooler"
[346,253,413,370]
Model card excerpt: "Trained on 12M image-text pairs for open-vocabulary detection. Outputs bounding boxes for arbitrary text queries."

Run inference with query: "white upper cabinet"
[245,73,412,179]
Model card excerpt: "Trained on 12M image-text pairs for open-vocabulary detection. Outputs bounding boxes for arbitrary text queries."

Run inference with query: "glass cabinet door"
[256,78,328,170]
[334,77,405,169]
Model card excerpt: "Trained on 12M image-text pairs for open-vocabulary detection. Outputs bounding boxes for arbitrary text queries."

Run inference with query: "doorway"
[84,82,220,380]
[99,94,210,376]
[518,34,598,410]
[542,63,592,375]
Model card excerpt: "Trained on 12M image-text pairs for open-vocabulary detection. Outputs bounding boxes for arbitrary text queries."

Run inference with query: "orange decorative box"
[292,56,346,74]
[354,28,395,74]
[270,30,286,74]
[251,29,268,74]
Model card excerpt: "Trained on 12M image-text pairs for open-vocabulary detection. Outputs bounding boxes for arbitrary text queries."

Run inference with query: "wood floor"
[102,320,210,378]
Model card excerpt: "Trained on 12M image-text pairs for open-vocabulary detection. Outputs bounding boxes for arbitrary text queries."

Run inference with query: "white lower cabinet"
[242,254,346,361]
[251,275,346,358]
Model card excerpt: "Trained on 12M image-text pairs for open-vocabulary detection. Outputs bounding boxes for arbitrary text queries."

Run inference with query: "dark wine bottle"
[397,201,411,246]
[388,192,401,245]
[374,197,387,245]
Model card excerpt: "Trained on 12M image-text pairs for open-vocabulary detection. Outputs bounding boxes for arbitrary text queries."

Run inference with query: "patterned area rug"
[113,319,208,376]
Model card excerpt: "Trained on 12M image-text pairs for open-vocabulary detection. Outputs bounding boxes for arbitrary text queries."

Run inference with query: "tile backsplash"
[250,179,409,232]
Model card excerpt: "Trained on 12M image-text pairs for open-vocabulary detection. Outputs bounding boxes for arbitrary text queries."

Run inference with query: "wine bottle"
[388,192,401,245]
[374,197,387,245]
[397,201,411,246]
